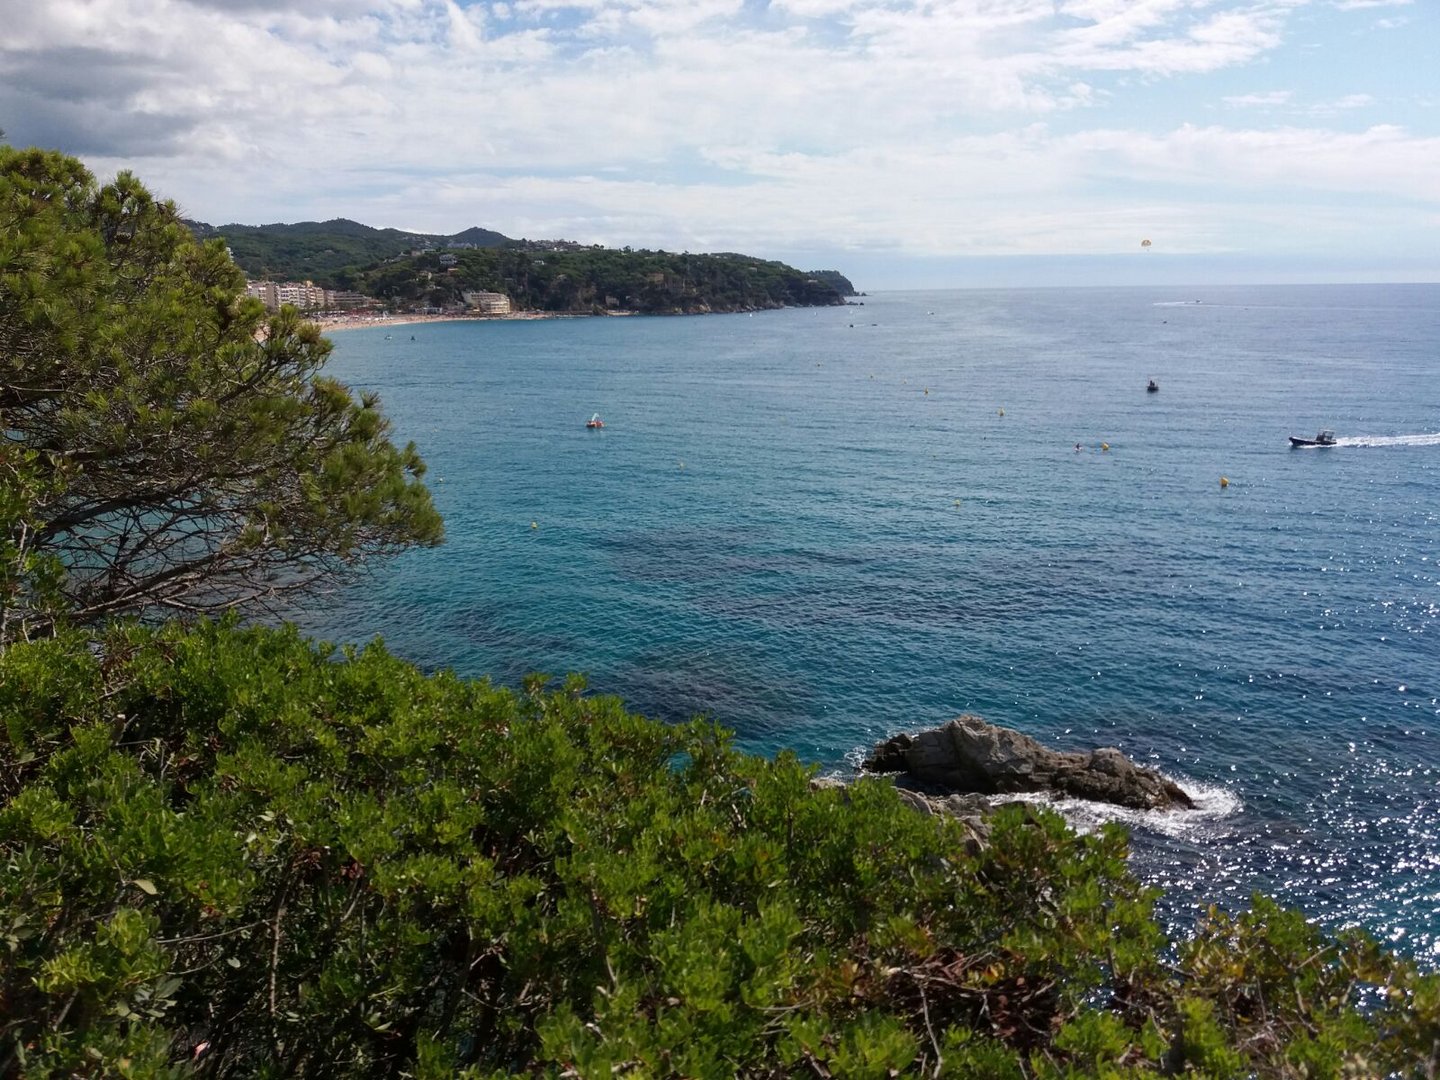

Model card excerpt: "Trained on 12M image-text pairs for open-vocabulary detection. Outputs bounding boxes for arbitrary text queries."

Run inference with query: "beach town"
[242,278,563,332]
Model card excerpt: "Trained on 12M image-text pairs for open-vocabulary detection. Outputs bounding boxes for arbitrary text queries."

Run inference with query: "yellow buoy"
[1220,476,1229,488]
[530,521,538,529]
[1101,442,1110,451]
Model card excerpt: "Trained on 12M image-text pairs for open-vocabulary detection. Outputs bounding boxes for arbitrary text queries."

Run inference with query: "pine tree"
[0,147,442,642]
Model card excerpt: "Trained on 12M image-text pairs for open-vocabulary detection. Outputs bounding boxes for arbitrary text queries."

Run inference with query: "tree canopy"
[183,216,851,315]
[189,218,510,287]
[357,246,847,314]
[0,147,442,642]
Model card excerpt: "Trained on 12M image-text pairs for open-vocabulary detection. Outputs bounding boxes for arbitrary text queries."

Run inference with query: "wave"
[827,760,1243,842]
[1333,432,1440,448]
[997,778,1243,840]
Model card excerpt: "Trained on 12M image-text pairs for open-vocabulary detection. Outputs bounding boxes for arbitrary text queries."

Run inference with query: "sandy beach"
[316,310,569,334]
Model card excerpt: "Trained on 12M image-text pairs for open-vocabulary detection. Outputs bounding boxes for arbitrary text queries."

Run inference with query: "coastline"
[313,300,842,334]
[317,310,587,334]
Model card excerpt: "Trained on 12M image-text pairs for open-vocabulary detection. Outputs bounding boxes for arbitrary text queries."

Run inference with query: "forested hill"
[185,218,511,285]
[357,246,848,314]
[808,269,857,296]
[187,217,852,313]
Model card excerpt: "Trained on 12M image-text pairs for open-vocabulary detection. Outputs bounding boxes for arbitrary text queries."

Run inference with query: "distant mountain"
[184,218,511,287]
[447,226,511,248]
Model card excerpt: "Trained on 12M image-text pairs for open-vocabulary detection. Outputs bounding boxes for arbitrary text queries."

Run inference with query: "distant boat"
[1146,379,1159,393]
[586,413,604,429]
[1289,429,1336,448]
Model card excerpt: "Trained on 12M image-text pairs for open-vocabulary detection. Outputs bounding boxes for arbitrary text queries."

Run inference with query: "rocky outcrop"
[863,715,1194,812]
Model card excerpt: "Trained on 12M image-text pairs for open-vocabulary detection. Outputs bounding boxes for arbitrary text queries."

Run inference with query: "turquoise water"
[303,285,1440,959]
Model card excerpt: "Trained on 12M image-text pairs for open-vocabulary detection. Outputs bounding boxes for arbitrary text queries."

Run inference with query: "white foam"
[1333,432,1440,449]
[999,778,1243,839]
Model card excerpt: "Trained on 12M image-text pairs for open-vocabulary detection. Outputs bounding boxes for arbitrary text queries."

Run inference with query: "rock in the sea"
[862,715,1194,811]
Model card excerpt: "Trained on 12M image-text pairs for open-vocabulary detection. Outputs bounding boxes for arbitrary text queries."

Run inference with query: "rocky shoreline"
[835,715,1196,845]
[864,715,1194,812]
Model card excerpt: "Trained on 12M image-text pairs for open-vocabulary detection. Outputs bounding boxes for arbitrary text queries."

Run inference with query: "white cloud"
[199,119,1432,257]
[1049,5,1292,75]
[3,0,1313,169]
[769,0,866,16]
[1055,0,1195,49]
[1317,93,1374,111]
[1223,91,1375,117]
[1068,123,1440,204]
[3,0,1436,277]
[1224,91,1294,108]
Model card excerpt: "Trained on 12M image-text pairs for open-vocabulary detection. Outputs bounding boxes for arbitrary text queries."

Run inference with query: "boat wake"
[1333,432,1440,448]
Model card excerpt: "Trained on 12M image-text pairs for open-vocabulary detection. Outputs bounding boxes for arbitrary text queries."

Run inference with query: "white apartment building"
[244,281,370,312]
[462,291,513,315]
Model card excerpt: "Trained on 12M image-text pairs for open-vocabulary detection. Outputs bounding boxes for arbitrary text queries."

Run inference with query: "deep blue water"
[301,285,1440,960]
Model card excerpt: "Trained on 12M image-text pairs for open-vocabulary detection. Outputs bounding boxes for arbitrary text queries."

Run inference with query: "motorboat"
[1288,429,1336,448]
[1146,380,1159,393]
[586,413,604,429]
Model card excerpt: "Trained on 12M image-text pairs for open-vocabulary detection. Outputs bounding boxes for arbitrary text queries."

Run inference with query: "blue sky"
[2,0,1435,288]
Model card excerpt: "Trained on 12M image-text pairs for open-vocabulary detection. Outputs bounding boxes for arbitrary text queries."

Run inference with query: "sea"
[299,284,1440,961]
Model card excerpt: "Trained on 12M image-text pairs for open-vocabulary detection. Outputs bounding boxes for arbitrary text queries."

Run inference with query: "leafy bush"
[1,621,1436,1077]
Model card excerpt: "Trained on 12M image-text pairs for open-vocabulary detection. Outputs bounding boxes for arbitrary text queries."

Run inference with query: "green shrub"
[1,621,1436,1077]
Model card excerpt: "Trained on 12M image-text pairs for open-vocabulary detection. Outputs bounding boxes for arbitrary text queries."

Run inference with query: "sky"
[2,0,1436,289]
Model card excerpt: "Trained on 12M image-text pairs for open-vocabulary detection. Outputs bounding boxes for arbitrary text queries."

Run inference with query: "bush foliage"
[1,621,1436,1077]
